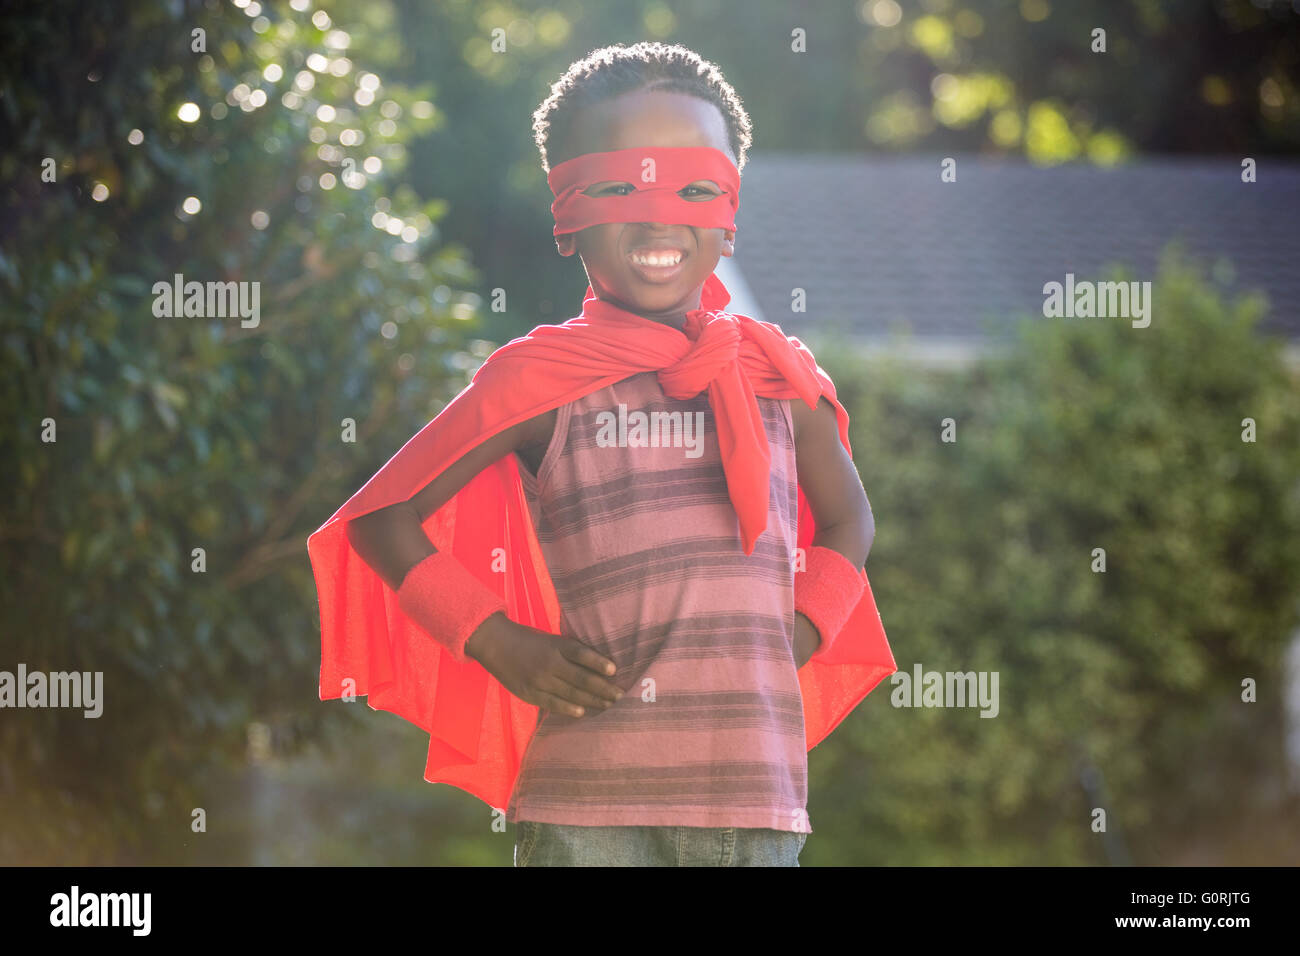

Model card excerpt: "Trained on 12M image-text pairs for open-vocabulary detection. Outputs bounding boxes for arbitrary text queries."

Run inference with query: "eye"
[584,182,635,196]
[680,182,721,200]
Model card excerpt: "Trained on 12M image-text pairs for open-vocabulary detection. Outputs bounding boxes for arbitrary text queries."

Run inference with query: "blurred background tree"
[810,248,1300,864]
[0,0,480,862]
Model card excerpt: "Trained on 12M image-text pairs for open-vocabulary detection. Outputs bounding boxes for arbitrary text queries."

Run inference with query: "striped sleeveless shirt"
[504,370,810,832]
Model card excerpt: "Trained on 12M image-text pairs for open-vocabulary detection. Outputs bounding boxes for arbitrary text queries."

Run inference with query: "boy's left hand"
[793,612,821,669]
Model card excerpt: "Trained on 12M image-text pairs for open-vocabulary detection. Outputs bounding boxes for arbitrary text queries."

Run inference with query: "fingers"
[554,641,623,703]
[533,689,588,718]
[520,637,623,717]
[535,671,623,714]
[557,657,624,703]
[558,641,618,678]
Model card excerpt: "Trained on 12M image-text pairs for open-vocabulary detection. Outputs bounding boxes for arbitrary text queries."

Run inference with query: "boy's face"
[553,89,737,326]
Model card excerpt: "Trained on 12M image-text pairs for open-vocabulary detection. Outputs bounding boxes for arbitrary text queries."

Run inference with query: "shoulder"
[756,322,832,445]
[789,394,837,446]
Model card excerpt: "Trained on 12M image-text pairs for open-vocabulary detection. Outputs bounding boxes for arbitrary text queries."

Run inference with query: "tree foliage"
[809,248,1300,864]
[0,0,481,862]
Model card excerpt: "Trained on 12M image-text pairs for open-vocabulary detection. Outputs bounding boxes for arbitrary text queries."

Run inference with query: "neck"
[642,310,688,331]
[597,287,703,331]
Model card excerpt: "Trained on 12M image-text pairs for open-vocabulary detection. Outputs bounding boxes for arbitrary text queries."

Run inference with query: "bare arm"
[341,406,622,718]
[345,407,557,591]
[789,395,875,665]
[790,395,874,564]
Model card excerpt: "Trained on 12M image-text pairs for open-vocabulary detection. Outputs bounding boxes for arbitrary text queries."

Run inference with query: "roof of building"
[729,154,1300,350]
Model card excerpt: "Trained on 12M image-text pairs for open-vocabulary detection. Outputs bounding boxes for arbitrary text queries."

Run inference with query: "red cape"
[307,272,896,811]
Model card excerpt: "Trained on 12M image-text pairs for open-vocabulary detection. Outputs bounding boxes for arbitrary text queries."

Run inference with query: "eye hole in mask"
[548,146,741,236]
[582,180,723,201]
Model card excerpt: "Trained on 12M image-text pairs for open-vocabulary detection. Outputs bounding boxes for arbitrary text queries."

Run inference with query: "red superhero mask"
[547,145,740,237]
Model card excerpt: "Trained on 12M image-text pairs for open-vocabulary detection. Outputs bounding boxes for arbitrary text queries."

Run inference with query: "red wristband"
[794,545,865,660]
[396,550,506,664]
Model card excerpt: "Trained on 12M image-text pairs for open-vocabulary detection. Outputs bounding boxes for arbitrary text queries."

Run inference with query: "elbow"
[345,505,398,554]
[345,513,371,551]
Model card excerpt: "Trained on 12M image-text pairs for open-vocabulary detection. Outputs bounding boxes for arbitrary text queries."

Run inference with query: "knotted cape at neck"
[307,271,896,811]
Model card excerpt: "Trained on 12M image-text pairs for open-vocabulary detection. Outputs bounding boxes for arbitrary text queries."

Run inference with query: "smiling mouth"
[628,249,685,267]
[625,249,688,284]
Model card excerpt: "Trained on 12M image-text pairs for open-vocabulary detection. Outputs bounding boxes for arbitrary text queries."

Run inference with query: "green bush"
[0,0,479,863]
[809,247,1300,864]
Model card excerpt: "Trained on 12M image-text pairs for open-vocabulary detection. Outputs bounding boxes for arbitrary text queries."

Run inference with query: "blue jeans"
[513,821,808,866]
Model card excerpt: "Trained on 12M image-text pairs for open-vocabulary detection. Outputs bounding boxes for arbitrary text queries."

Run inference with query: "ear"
[719,230,736,258]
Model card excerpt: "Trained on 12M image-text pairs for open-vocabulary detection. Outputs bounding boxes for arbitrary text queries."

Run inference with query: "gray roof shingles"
[731,154,1300,343]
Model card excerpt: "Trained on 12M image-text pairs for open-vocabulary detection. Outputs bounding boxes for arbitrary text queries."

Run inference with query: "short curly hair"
[532,42,752,176]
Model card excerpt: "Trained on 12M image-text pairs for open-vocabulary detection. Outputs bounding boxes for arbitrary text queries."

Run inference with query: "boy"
[307,42,895,866]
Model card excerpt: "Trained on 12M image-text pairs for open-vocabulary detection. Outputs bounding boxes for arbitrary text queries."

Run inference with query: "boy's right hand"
[466,613,624,717]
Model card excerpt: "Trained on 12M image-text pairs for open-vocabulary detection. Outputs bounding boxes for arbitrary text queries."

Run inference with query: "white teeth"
[630,252,681,267]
